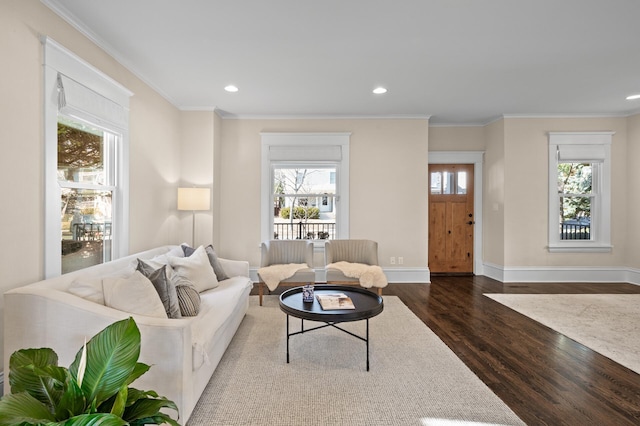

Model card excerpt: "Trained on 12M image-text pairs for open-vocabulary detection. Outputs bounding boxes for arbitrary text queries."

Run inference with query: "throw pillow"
[68,277,104,304]
[182,243,229,281]
[68,267,134,305]
[205,245,229,281]
[136,260,182,319]
[103,271,168,319]
[169,245,218,292]
[181,243,196,257]
[172,275,201,316]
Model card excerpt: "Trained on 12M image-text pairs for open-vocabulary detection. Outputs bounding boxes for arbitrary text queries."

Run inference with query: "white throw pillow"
[68,277,104,304]
[68,267,134,305]
[168,245,218,292]
[103,271,168,318]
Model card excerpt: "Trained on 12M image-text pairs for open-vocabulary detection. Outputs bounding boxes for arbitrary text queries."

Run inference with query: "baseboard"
[383,267,431,283]
[483,262,640,284]
[250,267,431,284]
[626,268,640,285]
[482,262,505,282]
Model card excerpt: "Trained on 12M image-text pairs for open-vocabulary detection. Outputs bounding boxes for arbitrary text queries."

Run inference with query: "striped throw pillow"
[172,275,201,316]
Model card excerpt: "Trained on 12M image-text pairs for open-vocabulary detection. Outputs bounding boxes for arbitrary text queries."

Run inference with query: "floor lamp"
[177,187,211,246]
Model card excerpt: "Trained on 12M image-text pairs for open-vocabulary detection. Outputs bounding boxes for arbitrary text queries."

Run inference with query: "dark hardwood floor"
[253,276,640,425]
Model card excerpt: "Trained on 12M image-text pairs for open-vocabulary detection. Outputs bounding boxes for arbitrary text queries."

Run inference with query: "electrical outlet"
[390,257,396,265]
[398,257,404,265]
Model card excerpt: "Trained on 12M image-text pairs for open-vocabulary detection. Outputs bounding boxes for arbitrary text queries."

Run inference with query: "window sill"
[547,243,612,253]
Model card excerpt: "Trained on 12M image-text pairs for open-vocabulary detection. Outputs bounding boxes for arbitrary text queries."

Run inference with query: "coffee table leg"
[366,318,370,371]
[286,314,290,363]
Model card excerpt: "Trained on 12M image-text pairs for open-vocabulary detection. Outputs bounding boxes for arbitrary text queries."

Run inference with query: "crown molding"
[41,0,178,107]
[213,113,431,120]
[502,112,628,119]
[429,122,488,128]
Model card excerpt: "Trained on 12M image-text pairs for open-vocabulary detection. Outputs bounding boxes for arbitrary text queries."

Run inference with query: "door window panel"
[430,170,467,195]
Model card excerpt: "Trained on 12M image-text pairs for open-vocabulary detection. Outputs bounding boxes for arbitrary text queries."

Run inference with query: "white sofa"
[3,245,252,424]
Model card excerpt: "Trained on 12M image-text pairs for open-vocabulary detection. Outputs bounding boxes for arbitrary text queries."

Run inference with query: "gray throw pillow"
[181,244,229,281]
[205,245,229,281]
[172,275,201,316]
[136,259,182,319]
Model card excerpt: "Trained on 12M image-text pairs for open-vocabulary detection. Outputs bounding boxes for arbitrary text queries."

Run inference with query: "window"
[273,166,337,240]
[44,37,132,277]
[548,132,613,252]
[58,118,118,273]
[261,133,350,244]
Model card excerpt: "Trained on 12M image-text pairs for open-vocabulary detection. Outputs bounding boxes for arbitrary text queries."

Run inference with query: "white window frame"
[261,133,350,246]
[43,37,132,277]
[548,132,613,253]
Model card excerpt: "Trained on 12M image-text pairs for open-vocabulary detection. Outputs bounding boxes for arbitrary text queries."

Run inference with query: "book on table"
[316,293,355,310]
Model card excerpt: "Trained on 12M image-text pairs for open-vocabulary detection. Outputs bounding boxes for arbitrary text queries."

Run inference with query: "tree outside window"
[272,167,335,240]
[558,162,592,240]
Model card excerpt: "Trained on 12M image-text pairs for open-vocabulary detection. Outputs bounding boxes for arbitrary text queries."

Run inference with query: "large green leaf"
[99,363,151,414]
[109,383,128,418]
[55,413,128,425]
[55,370,87,419]
[0,392,56,425]
[69,318,141,408]
[130,413,181,426]
[123,395,179,424]
[9,348,64,409]
[125,362,151,387]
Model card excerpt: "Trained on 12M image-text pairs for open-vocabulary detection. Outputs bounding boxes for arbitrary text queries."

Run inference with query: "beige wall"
[482,120,506,265]
[502,117,628,267]
[0,1,182,369]
[627,113,640,269]
[429,126,485,151]
[217,119,429,268]
[179,111,216,247]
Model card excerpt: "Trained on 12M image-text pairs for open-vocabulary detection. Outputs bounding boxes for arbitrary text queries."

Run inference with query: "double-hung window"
[43,37,132,276]
[261,133,350,244]
[548,132,613,252]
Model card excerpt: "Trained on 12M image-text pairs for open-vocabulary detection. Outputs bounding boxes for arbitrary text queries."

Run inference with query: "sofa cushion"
[182,244,229,281]
[170,245,218,292]
[137,260,182,319]
[190,276,252,370]
[103,270,168,318]
[172,275,201,316]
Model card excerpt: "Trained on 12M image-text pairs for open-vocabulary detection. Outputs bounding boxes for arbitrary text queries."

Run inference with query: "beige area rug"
[188,296,524,426]
[485,293,640,374]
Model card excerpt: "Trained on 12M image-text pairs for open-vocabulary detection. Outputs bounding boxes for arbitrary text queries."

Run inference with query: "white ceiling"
[44,0,640,125]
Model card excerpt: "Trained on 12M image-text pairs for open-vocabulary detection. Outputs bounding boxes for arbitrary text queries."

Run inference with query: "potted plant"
[0,317,180,425]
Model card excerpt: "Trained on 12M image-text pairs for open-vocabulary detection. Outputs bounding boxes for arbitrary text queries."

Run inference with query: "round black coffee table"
[279,285,384,371]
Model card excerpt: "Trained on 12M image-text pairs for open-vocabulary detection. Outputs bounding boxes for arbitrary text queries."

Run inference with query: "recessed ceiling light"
[225,85,239,93]
[373,87,387,94]
[626,94,640,100]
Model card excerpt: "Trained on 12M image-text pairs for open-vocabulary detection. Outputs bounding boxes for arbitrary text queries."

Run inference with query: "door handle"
[467,221,475,225]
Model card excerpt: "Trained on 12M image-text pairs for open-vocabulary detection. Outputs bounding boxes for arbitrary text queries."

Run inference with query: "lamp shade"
[177,187,210,211]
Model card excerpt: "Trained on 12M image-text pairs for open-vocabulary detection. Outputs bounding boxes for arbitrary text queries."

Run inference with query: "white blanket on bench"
[258,263,308,291]
[326,262,388,288]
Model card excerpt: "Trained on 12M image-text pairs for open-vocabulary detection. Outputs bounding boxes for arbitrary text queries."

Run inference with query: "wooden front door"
[428,164,474,274]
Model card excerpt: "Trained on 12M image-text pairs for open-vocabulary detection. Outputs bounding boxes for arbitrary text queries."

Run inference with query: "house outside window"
[43,37,131,277]
[548,132,613,252]
[272,166,337,240]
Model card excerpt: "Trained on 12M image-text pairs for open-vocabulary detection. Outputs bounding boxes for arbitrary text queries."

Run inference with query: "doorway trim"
[428,151,484,275]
